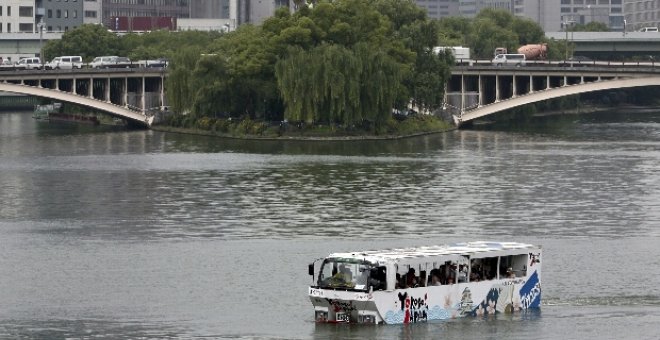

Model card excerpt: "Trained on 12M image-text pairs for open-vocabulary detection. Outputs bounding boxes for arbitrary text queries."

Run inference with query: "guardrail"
[455,59,660,68]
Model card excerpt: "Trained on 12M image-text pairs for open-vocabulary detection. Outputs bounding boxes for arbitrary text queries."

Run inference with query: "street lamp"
[37,19,45,67]
[562,17,575,60]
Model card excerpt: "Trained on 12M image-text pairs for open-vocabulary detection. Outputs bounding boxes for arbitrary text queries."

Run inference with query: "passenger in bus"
[429,270,441,286]
[506,267,515,278]
[470,270,481,282]
[369,267,387,290]
[406,268,418,288]
[447,265,457,283]
[458,265,467,283]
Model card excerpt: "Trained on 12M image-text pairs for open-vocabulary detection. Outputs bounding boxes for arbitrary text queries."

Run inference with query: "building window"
[19,23,33,32]
[19,6,34,17]
[0,6,3,16]
[73,10,77,18]
[48,9,52,18]
[8,6,11,16]
[56,9,61,18]
[64,10,68,18]
[84,10,97,18]
[47,25,52,31]
[7,23,11,33]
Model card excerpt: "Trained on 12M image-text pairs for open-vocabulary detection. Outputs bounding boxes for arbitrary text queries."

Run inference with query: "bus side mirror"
[308,263,314,276]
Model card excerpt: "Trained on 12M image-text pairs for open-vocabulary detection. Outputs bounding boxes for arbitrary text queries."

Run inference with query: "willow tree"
[166,47,201,115]
[276,42,403,128]
[276,44,361,124]
[354,43,404,127]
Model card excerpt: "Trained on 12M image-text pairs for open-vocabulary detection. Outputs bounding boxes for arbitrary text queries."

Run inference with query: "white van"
[45,56,84,70]
[15,57,42,70]
[639,27,658,32]
[492,53,526,66]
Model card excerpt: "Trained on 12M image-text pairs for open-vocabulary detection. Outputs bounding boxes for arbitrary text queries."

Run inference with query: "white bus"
[308,241,542,324]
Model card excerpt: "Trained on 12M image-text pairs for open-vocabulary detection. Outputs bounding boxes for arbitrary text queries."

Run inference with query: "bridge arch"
[455,77,660,126]
[0,82,152,126]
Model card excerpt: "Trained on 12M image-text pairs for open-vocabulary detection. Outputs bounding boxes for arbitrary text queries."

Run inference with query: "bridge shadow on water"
[465,108,660,141]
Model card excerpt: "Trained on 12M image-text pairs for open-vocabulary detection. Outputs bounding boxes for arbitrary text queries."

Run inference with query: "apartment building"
[449,0,625,32]
[557,0,624,31]
[414,0,460,20]
[459,0,512,16]
[43,0,84,32]
[0,0,37,33]
[624,0,660,31]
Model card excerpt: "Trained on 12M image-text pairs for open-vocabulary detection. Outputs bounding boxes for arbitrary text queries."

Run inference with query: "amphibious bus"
[308,241,542,324]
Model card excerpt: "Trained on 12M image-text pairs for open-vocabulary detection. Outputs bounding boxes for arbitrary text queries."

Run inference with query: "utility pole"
[37,19,46,67]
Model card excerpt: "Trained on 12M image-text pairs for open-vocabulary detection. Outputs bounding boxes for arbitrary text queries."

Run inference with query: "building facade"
[43,0,84,32]
[83,0,101,24]
[459,0,512,17]
[448,0,625,32]
[624,0,660,31]
[1,0,37,33]
[558,0,625,32]
[412,0,460,20]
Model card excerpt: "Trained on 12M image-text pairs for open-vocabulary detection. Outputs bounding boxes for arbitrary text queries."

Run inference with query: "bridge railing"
[463,59,660,69]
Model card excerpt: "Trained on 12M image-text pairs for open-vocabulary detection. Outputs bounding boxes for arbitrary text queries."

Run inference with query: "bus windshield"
[317,258,381,291]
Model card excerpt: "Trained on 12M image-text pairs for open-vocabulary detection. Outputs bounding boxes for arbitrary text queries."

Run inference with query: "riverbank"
[151,115,456,141]
[151,125,456,141]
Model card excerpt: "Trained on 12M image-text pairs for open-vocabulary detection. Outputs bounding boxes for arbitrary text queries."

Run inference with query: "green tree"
[166,47,201,115]
[42,24,120,61]
[436,16,472,46]
[571,21,610,32]
[468,18,518,58]
[511,18,545,45]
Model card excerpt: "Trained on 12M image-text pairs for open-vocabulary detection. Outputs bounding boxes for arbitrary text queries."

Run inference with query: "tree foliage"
[440,8,551,59]
[571,21,610,32]
[43,24,120,61]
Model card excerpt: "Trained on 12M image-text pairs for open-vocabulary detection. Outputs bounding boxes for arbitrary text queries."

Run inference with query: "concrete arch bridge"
[446,64,660,127]
[0,69,166,126]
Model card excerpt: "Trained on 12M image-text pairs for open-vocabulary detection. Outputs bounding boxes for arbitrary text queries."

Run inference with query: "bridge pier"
[512,74,517,98]
[141,77,146,114]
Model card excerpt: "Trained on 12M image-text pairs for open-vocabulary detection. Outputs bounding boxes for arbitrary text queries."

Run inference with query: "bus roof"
[327,241,540,263]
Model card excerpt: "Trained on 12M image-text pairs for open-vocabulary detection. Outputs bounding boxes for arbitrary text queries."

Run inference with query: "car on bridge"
[45,56,84,70]
[492,53,526,67]
[89,56,135,69]
[0,59,15,71]
[15,57,42,70]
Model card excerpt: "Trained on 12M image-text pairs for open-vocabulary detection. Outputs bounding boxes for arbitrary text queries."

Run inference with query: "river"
[1,111,659,339]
